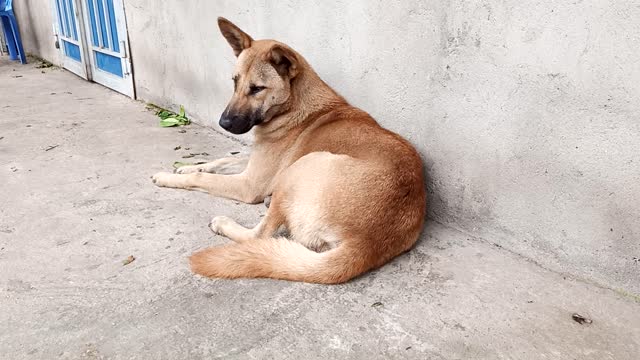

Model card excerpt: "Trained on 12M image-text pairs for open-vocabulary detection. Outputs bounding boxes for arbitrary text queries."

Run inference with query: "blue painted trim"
[54,0,66,37]
[56,0,68,37]
[62,0,71,37]
[67,0,78,40]
[106,0,119,52]
[96,0,109,48]
[95,51,123,77]
[59,0,67,37]
[63,40,81,61]
[86,0,98,46]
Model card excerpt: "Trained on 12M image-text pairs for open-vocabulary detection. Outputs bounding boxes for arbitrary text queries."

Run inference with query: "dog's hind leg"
[175,156,249,175]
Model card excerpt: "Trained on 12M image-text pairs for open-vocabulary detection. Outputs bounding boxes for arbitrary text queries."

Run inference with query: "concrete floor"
[1,58,639,359]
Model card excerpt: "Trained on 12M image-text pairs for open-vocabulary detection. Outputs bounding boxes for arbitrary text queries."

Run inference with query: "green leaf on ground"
[173,161,194,169]
[160,117,181,127]
[157,110,173,120]
[147,103,191,127]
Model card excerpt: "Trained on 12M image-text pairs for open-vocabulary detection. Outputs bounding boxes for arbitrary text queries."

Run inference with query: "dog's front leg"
[151,172,265,204]
[174,156,249,175]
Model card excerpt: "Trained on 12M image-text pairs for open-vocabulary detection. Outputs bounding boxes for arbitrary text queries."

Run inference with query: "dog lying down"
[151,17,426,284]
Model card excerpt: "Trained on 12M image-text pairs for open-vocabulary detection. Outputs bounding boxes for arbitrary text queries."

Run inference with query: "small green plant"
[149,104,190,127]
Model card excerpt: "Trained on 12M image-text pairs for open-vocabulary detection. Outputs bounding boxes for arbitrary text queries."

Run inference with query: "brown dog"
[151,17,426,283]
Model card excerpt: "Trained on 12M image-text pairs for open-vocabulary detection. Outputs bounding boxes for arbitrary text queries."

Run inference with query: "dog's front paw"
[151,172,176,187]
[208,216,233,235]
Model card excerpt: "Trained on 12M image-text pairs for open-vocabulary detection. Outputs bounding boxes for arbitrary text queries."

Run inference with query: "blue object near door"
[0,0,27,64]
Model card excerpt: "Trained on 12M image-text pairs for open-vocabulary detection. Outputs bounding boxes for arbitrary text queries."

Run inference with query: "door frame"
[79,0,134,98]
[50,0,90,80]
[50,0,135,98]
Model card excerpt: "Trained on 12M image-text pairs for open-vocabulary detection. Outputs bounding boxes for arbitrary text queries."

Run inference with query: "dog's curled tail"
[189,237,370,284]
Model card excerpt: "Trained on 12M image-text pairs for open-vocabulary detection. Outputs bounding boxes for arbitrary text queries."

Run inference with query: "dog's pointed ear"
[267,45,299,78]
[218,17,253,57]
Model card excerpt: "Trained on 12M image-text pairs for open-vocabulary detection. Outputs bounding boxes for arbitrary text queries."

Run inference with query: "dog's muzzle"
[219,108,263,135]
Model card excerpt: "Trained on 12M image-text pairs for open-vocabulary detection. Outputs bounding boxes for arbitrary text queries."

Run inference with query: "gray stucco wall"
[12,0,60,64]
[14,0,640,295]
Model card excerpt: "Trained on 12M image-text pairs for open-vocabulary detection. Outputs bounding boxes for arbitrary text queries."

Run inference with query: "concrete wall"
[12,0,60,64]
[14,0,640,295]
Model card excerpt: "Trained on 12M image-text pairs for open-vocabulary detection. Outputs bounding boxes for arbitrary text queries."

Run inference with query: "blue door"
[53,0,88,79]
[52,0,134,97]
[81,0,134,97]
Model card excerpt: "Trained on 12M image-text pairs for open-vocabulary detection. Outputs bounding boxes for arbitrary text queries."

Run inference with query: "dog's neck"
[253,67,346,142]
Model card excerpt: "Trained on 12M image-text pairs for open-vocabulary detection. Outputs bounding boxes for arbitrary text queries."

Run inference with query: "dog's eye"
[249,85,266,95]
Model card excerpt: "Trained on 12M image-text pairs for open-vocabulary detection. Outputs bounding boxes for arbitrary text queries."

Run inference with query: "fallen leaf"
[155,105,190,127]
[157,110,173,119]
[371,301,383,308]
[173,161,194,169]
[122,255,136,266]
[160,118,181,127]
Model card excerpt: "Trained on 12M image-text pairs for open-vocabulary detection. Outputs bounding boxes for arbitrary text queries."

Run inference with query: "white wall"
[12,0,61,64]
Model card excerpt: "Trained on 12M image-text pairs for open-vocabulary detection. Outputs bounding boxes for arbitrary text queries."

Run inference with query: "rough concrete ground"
[1,58,639,360]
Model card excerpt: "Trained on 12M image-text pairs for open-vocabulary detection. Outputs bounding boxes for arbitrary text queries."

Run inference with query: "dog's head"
[217,17,300,134]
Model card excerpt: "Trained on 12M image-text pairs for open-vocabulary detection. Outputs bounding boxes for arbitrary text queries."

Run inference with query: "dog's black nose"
[218,113,255,134]
[219,116,233,131]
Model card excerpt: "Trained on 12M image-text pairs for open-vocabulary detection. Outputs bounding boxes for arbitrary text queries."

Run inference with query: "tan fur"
[151,18,426,284]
